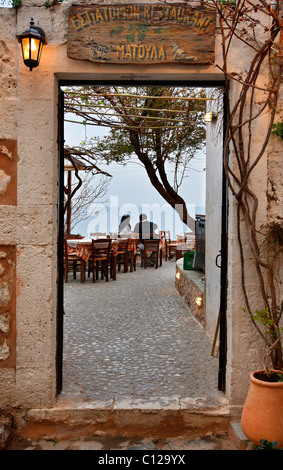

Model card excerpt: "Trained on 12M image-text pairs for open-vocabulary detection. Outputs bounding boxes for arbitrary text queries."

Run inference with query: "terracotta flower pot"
[241,369,283,448]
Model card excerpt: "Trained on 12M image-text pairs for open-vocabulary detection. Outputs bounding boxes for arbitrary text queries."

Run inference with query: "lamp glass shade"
[22,37,41,60]
[195,296,203,307]
[203,111,216,123]
[21,36,43,70]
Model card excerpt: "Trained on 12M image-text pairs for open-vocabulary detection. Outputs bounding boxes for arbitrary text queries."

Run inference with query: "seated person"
[133,214,158,266]
[118,214,131,237]
[133,213,158,241]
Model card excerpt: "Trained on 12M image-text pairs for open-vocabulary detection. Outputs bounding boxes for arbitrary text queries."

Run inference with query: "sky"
[64,109,206,238]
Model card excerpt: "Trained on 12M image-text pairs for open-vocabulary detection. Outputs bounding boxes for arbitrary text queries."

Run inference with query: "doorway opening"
[57,81,227,403]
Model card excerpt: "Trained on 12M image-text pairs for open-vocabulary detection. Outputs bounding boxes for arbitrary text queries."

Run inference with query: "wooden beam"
[66,110,196,123]
[64,118,196,130]
[65,91,215,101]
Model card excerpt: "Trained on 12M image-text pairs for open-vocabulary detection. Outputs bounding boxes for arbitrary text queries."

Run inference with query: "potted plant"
[241,222,283,448]
[241,368,283,448]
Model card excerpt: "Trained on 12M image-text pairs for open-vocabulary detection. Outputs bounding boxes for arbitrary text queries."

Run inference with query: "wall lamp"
[195,296,203,308]
[16,18,47,71]
[203,111,217,123]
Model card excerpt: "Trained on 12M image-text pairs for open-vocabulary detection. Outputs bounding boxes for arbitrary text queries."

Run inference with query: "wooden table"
[67,238,137,282]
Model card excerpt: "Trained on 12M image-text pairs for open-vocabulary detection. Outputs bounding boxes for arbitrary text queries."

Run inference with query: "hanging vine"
[208,0,283,370]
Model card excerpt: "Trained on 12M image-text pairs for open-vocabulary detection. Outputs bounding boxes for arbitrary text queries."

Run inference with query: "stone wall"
[0,8,18,409]
[0,1,282,412]
[175,259,205,328]
[0,4,59,409]
[204,89,223,338]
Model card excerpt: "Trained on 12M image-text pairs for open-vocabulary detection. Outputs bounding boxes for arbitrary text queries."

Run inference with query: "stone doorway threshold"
[2,411,250,450]
[18,394,242,443]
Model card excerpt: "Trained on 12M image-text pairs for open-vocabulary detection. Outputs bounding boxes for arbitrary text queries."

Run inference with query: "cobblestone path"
[61,261,223,403]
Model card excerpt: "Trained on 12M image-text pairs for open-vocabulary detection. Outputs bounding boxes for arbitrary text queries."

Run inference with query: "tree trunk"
[129,130,195,232]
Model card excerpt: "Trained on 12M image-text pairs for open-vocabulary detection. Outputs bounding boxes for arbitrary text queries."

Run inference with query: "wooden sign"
[67,4,216,64]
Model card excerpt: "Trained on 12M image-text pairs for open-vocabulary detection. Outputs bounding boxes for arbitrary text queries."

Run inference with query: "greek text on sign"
[67,4,216,64]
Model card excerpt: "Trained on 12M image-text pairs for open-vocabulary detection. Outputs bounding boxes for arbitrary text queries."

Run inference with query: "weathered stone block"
[0,206,17,245]
[0,245,16,369]
[15,366,56,409]
[16,205,56,246]
[0,140,17,205]
[17,139,58,205]
[16,244,57,367]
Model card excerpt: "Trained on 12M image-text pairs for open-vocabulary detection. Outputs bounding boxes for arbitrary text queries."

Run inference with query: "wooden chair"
[142,239,160,269]
[133,239,141,271]
[164,231,177,260]
[64,235,82,283]
[116,238,130,273]
[90,238,112,282]
[159,231,165,261]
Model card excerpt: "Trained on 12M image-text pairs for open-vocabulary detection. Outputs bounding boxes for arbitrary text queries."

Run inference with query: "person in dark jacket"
[133,213,158,243]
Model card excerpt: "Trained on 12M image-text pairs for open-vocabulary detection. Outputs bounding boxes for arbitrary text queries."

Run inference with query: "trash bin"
[183,250,195,270]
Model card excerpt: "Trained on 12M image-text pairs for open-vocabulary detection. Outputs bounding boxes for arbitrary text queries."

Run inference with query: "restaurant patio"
[61,257,222,404]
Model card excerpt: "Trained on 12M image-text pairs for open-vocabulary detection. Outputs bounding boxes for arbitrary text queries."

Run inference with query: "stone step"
[13,397,240,442]
[228,420,255,450]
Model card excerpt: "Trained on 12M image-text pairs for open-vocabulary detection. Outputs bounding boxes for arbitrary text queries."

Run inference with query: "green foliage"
[66,86,206,176]
[255,439,282,450]
[252,308,275,329]
[219,0,237,6]
[91,129,135,165]
[252,308,283,341]
[12,0,21,8]
[271,123,283,139]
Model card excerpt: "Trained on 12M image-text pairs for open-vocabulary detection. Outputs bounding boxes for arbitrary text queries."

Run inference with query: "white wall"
[205,90,223,338]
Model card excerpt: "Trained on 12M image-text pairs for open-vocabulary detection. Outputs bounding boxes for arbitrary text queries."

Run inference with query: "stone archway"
[57,79,227,402]
[0,1,280,418]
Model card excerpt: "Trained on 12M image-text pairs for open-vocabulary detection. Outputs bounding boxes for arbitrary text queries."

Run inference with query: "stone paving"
[61,260,224,404]
[7,433,237,451]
